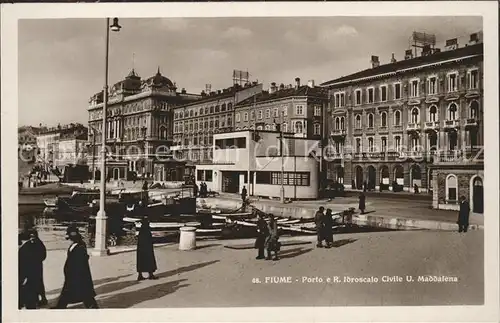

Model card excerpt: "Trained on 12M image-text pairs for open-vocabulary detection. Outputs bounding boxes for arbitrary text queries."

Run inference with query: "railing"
[465,118,479,127]
[425,121,439,129]
[406,123,420,131]
[444,120,460,128]
[330,129,347,136]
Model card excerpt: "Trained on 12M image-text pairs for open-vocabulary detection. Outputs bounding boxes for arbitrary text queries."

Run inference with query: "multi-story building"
[321,33,483,213]
[195,129,321,199]
[171,82,263,175]
[36,123,88,168]
[234,78,328,139]
[87,68,201,182]
[18,125,46,149]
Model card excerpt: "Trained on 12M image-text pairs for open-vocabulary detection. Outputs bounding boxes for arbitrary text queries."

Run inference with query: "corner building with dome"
[87,68,201,182]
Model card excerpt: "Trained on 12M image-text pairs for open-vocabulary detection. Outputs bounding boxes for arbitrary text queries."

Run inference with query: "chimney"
[181,88,186,94]
[269,82,277,94]
[370,56,380,68]
[279,83,285,90]
[295,77,301,89]
[390,53,397,63]
[307,80,315,88]
[404,49,413,60]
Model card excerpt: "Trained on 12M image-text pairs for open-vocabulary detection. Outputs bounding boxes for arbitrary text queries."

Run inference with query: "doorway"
[221,171,240,193]
[367,166,376,190]
[355,166,363,190]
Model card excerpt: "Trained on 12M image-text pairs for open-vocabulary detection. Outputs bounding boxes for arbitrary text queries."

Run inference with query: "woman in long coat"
[136,217,158,280]
[265,214,280,261]
[254,213,269,260]
[54,225,98,309]
[359,192,366,214]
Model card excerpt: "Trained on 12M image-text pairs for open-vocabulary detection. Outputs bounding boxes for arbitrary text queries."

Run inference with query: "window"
[214,120,219,128]
[429,105,438,122]
[205,170,213,182]
[236,113,240,122]
[250,111,255,120]
[209,106,214,113]
[470,101,479,118]
[410,79,419,97]
[215,106,220,113]
[381,112,387,127]
[294,121,303,134]
[189,110,193,117]
[221,103,226,112]
[394,136,401,151]
[204,107,208,114]
[257,171,310,186]
[448,73,458,92]
[257,110,263,119]
[368,137,374,152]
[355,138,361,153]
[334,92,345,107]
[199,108,203,116]
[367,88,374,103]
[340,117,345,130]
[448,103,458,120]
[265,124,270,130]
[335,117,340,130]
[394,110,401,126]
[282,123,287,132]
[265,109,271,119]
[381,137,387,152]
[314,123,321,135]
[411,136,419,151]
[468,69,479,89]
[228,103,233,110]
[380,86,387,102]
[368,113,374,128]
[282,105,288,116]
[273,108,279,118]
[446,174,458,202]
[257,126,263,130]
[410,108,420,124]
[227,117,232,126]
[428,76,438,95]
[243,112,248,121]
[355,89,362,105]
[295,105,304,115]
[314,106,322,116]
[394,83,402,100]
[355,115,362,129]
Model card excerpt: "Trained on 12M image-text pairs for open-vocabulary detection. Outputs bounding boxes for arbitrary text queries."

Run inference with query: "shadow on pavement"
[279,247,313,259]
[195,243,222,250]
[156,260,220,279]
[331,238,357,248]
[45,273,133,296]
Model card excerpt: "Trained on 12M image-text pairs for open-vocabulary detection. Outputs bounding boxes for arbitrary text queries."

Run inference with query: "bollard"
[179,226,197,250]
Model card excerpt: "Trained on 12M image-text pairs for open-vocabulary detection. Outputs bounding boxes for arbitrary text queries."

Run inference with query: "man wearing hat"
[19,231,38,309]
[53,224,98,309]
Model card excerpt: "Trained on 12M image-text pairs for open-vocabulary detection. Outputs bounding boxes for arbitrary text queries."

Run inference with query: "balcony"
[406,123,420,133]
[443,119,460,131]
[330,129,347,139]
[465,118,480,129]
[424,121,440,132]
[432,149,483,164]
[379,126,389,134]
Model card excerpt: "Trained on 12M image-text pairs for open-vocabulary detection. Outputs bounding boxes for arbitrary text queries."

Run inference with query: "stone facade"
[432,167,483,212]
[321,36,483,199]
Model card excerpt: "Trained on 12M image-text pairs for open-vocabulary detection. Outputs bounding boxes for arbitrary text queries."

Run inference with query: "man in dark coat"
[265,214,280,261]
[193,183,199,198]
[323,209,334,248]
[141,180,149,206]
[458,196,470,233]
[28,229,48,306]
[254,213,269,260]
[54,225,98,309]
[314,206,325,248]
[136,216,158,280]
[359,192,366,214]
[241,186,247,203]
[19,232,38,309]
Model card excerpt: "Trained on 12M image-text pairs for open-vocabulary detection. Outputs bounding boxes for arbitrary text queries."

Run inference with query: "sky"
[18,16,482,127]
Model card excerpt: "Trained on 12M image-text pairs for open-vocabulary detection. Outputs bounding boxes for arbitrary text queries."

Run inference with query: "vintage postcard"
[1,2,499,322]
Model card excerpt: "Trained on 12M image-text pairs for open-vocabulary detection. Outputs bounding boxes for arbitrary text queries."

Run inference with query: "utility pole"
[278,111,285,203]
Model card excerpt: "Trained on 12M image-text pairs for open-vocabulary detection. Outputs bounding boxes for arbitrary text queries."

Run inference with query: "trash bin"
[179,226,196,250]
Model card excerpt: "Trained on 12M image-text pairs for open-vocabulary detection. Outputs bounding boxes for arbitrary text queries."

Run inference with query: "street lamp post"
[274,114,285,203]
[92,17,121,257]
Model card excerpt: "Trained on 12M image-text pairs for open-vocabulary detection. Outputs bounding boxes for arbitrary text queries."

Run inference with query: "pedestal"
[92,210,109,257]
[179,226,196,250]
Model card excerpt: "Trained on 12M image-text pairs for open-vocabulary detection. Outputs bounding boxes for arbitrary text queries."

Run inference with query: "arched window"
[411,108,420,123]
[215,105,220,113]
[209,106,214,113]
[265,124,270,130]
[470,101,479,118]
[394,136,401,151]
[243,112,249,121]
[294,121,303,134]
[314,123,321,135]
[448,103,458,120]
[189,110,193,117]
[429,105,438,122]
[368,113,374,128]
[159,126,167,140]
[394,110,401,126]
[368,137,374,152]
[355,115,362,129]
[257,126,263,130]
[282,123,287,132]
[221,103,226,112]
[265,109,271,119]
[227,103,233,110]
[355,138,362,153]
[446,174,458,202]
[335,117,340,130]
[381,112,387,127]
[340,117,345,130]
[180,111,184,118]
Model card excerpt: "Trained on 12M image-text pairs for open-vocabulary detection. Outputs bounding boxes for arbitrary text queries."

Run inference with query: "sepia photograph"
[2,2,499,323]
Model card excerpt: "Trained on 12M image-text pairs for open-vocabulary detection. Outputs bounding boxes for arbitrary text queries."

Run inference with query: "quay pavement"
[37,229,483,308]
[199,193,484,231]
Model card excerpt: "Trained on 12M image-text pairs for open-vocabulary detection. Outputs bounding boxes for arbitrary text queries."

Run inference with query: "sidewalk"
[198,194,484,231]
[37,229,484,308]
